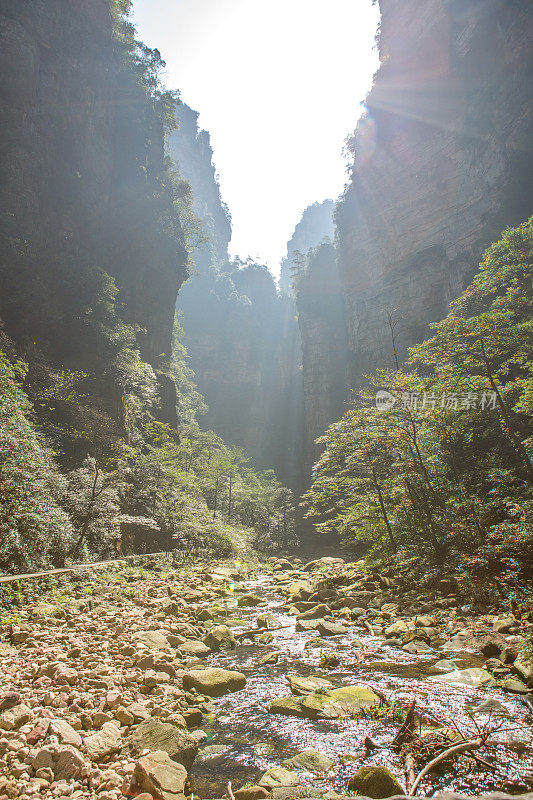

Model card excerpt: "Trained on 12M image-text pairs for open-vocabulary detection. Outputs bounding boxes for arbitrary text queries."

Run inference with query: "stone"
[203,625,237,652]
[385,621,409,638]
[296,604,330,620]
[50,719,82,748]
[54,746,86,781]
[402,640,432,654]
[132,750,187,800]
[84,722,122,760]
[237,594,262,607]
[128,719,198,771]
[303,557,344,572]
[282,749,333,773]
[269,685,379,720]
[316,621,347,636]
[286,675,333,695]
[493,617,517,634]
[347,765,404,798]
[234,785,271,800]
[182,668,246,697]
[259,767,300,790]
[135,630,173,652]
[177,640,211,658]
[429,668,496,688]
[501,677,529,693]
[258,651,279,665]
[513,655,533,683]
[472,698,510,716]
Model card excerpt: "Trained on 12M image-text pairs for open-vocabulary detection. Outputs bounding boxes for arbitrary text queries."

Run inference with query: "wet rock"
[259,767,300,790]
[128,719,198,770]
[288,581,313,601]
[429,667,495,688]
[347,765,404,797]
[501,677,529,693]
[432,659,458,672]
[303,557,344,572]
[385,621,409,638]
[84,721,122,760]
[258,651,280,665]
[234,785,272,800]
[259,631,274,644]
[296,604,330,621]
[204,625,237,652]
[402,640,432,654]
[269,685,379,720]
[472,698,510,716]
[131,749,187,800]
[513,654,533,684]
[295,619,323,632]
[317,621,347,637]
[493,617,518,634]
[237,594,263,607]
[282,749,333,773]
[286,675,333,695]
[182,668,246,697]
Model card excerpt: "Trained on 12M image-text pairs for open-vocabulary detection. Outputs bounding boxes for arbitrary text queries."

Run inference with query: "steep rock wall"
[0,0,188,430]
[336,0,533,385]
[297,0,533,480]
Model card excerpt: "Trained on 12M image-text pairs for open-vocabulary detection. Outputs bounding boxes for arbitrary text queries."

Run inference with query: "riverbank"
[0,554,531,800]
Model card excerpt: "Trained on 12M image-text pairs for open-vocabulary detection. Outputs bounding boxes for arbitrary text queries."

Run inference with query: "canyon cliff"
[296,0,533,480]
[0,0,188,456]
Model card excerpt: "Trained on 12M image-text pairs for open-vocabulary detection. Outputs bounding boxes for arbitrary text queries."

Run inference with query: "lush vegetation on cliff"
[303,218,533,593]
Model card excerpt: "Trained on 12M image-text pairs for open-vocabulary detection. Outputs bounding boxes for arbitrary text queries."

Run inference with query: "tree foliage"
[303,218,533,590]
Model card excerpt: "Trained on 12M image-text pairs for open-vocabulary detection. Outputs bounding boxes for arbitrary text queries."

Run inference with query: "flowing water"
[191,574,533,798]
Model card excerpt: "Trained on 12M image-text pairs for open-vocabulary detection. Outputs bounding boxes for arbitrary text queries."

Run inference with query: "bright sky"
[132,0,380,275]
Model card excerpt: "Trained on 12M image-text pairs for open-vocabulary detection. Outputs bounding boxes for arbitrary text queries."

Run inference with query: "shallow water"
[191,574,533,798]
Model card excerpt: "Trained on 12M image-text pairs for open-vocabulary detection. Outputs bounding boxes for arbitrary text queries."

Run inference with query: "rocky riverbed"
[0,554,532,800]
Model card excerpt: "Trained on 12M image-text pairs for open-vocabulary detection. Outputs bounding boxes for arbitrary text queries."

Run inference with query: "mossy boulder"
[268,684,379,720]
[347,766,404,798]
[282,749,333,773]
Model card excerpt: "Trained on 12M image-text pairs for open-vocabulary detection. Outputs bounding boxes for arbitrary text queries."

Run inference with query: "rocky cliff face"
[279,200,335,295]
[297,0,533,477]
[0,0,188,433]
[336,0,533,385]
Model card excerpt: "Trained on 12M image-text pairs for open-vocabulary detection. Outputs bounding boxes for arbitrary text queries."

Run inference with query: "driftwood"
[226,781,235,800]
[404,753,416,794]
[392,698,417,749]
[409,737,483,796]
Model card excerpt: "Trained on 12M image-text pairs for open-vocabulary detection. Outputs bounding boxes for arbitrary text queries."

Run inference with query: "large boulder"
[269,685,379,720]
[303,557,345,572]
[182,668,246,697]
[128,719,198,771]
[131,750,187,800]
[203,625,237,652]
[282,749,333,773]
[347,765,404,798]
[258,767,299,790]
[429,668,496,688]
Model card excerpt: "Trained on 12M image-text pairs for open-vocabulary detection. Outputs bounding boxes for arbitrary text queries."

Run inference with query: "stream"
[190,572,533,798]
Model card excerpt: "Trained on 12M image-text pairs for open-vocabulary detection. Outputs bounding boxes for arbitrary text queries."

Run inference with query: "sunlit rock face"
[297,0,533,481]
[336,0,533,386]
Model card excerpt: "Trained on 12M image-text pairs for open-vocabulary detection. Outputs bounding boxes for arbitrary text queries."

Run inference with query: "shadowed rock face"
[0,0,188,428]
[296,0,533,481]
